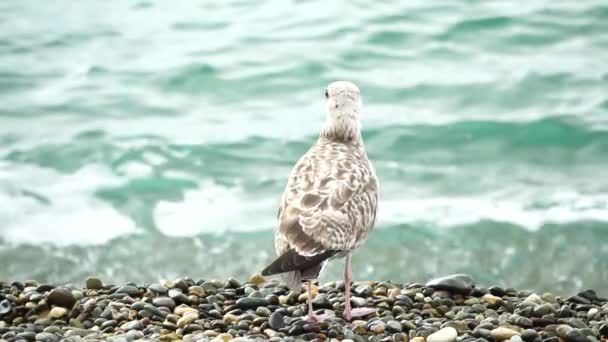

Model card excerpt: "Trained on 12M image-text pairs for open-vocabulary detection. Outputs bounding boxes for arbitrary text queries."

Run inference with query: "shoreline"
[1,274,607,342]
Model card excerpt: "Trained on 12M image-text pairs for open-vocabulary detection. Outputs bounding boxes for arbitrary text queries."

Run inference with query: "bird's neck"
[320,112,362,143]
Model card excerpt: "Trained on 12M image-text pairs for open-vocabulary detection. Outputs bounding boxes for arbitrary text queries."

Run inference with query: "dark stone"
[542,337,559,342]
[533,304,555,317]
[599,324,608,337]
[473,329,492,339]
[236,297,269,310]
[312,294,332,309]
[152,297,176,310]
[115,285,139,296]
[168,289,189,304]
[515,317,534,328]
[269,312,284,330]
[488,286,506,297]
[143,304,165,317]
[354,285,372,297]
[0,299,12,316]
[532,318,554,327]
[426,274,474,294]
[183,324,204,334]
[47,288,76,309]
[303,324,321,333]
[577,290,598,302]
[565,330,588,342]
[567,296,591,305]
[101,320,117,329]
[10,281,25,290]
[521,329,538,342]
[36,285,55,293]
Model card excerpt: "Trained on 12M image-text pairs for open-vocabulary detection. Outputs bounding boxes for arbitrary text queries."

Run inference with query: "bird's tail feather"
[281,271,302,294]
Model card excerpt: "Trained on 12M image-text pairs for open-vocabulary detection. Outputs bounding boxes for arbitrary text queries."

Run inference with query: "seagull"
[261,81,379,322]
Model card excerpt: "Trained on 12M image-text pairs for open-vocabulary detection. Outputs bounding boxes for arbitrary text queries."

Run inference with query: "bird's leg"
[305,280,334,323]
[343,253,376,321]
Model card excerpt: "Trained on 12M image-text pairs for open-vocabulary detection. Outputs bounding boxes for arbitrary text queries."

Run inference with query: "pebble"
[566,330,589,342]
[120,320,143,331]
[149,283,169,294]
[491,327,521,340]
[249,273,266,285]
[47,288,76,308]
[153,297,177,310]
[0,299,11,316]
[426,274,474,294]
[49,306,67,318]
[0,275,605,342]
[521,329,538,342]
[116,285,139,296]
[35,332,59,342]
[427,327,458,342]
[482,293,502,306]
[387,320,402,333]
[266,313,283,330]
[85,277,103,290]
[235,297,269,309]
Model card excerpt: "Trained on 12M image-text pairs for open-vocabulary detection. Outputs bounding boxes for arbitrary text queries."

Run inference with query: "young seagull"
[261,81,379,322]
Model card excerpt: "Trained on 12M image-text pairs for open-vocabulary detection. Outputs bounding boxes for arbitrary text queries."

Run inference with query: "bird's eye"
[324,89,329,98]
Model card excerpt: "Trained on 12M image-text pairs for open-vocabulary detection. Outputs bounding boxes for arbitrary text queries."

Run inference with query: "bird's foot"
[306,310,335,323]
[344,307,377,321]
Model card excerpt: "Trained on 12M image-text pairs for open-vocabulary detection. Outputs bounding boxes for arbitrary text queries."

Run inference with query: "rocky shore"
[1,274,607,342]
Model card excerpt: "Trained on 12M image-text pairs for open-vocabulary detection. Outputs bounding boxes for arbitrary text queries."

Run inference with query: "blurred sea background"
[1,1,607,295]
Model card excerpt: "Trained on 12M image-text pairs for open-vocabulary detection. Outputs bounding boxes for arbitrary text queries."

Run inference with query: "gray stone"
[120,320,143,331]
[17,332,37,341]
[255,306,271,317]
[35,332,59,342]
[116,285,139,296]
[350,296,367,307]
[268,312,284,330]
[152,297,176,310]
[426,274,474,294]
[149,283,168,294]
[354,285,372,297]
[566,330,589,342]
[533,304,556,317]
[387,320,402,333]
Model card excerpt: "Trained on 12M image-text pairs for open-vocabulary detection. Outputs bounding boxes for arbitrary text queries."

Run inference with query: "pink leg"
[306,280,334,323]
[343,254,376,321]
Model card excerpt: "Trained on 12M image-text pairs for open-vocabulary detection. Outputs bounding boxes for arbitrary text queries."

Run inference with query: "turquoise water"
[1,1,607,295]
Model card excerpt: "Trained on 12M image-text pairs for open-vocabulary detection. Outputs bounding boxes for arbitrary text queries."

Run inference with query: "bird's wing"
[276,142,378,257]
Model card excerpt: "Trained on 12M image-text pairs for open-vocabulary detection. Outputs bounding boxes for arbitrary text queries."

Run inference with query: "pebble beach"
[1,274,607,342]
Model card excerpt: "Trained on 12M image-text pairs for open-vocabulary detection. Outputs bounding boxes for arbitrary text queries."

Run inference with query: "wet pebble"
[47,288,76,308]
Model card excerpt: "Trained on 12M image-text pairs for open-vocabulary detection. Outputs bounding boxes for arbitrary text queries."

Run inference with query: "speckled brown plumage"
[262,81,379,297]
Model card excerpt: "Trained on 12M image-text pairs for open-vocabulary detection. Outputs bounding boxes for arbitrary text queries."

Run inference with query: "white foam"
[378,187,608,230]
[153,181,276,236]
[0,162,137,245]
